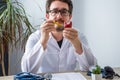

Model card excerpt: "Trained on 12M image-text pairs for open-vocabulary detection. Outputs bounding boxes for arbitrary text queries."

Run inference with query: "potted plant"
[91,65,102,80]
[0,0,34,76]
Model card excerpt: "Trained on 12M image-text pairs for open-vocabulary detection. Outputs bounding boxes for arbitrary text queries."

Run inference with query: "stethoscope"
[14,72,52,80]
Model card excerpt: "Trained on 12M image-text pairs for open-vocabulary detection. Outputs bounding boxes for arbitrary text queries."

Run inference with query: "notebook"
[52,72,87,80]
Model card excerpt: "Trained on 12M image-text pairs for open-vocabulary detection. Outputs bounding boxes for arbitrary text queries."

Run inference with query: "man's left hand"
[63,28,83,54]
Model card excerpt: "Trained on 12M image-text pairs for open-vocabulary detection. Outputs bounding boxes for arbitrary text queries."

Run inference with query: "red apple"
[64,21,72,28]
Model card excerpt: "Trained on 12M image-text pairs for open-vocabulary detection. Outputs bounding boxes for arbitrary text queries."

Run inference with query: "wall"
[19,0,46,28]
[72,0,120,67]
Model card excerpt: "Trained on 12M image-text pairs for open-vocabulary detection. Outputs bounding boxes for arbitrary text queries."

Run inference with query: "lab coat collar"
[49,32,70,50]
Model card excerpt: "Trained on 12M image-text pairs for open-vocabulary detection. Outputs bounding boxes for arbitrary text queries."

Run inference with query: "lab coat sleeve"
[75,33,97,71]
[21,31,46,73]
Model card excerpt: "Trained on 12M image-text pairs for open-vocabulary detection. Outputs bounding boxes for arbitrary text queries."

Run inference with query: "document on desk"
[52,72,87,80]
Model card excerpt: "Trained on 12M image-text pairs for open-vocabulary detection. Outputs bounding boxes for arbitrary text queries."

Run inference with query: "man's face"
[46,1,72,25]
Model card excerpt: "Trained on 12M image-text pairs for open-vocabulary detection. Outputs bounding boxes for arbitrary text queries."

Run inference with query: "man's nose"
[56,12,63,18]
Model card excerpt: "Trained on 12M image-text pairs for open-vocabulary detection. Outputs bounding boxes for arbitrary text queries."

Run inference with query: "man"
[21,0,97,74]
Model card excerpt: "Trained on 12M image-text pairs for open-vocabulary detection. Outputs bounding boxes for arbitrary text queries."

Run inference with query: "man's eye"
[62,11,67,13]
[52,10,58,13]
[61,10,68,12]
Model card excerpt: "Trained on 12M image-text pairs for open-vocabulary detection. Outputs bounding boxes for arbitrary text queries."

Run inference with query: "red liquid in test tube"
[64,21,72,28]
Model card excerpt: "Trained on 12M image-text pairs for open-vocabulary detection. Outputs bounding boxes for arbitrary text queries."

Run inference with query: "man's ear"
[46,14,49,19]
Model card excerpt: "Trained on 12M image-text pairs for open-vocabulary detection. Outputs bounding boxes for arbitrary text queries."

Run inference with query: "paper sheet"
[52,72,87,80]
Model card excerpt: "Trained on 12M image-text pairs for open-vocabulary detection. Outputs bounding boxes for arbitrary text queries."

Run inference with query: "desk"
[0,68,120,80]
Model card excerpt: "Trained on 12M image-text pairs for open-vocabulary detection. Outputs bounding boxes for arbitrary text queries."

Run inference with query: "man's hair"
[46,0,73,14]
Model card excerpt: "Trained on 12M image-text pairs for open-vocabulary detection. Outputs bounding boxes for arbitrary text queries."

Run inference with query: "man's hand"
[63,28,83,54]
[40,20,55,50]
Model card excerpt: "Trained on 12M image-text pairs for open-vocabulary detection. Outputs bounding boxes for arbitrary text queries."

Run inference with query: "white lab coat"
[21,30,97,74]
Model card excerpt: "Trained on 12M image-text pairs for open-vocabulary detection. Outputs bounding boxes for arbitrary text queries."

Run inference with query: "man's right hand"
[40,20,55,50]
